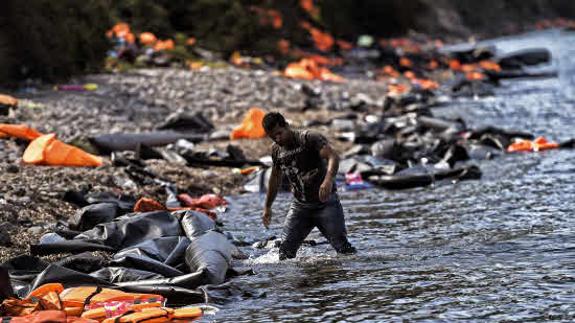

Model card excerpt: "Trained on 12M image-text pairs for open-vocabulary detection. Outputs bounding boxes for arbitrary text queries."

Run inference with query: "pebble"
[17,196,31,204]
[27,226,44,236]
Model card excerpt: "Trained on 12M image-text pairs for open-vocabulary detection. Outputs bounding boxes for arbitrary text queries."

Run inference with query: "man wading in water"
[261,112,356,260]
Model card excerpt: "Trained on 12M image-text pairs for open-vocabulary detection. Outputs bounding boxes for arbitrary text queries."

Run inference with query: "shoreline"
[0,66,389,261]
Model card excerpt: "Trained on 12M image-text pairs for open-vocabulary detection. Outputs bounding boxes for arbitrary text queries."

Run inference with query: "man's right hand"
[262,207,272,229]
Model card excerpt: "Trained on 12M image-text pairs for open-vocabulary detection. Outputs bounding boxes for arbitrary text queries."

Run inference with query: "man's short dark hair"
[262,112,288,133]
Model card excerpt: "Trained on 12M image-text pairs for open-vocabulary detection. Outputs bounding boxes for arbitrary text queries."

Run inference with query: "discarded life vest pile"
[239,88,575,193]
[331,104,574,191]
[0,283,205,322]
[0,189,245,322]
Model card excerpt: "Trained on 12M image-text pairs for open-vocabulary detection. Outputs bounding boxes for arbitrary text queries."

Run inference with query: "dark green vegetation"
[0,0,111,85]
[0,0,574,85]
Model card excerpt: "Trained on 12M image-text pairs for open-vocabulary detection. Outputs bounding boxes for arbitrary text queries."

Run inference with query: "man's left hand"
[319,178,333,202]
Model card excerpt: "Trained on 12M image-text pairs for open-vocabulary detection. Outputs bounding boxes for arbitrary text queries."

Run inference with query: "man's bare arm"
[319,144,339,202]
[263,165,282,228]
[320,144,339,179]
[265,165,282,208]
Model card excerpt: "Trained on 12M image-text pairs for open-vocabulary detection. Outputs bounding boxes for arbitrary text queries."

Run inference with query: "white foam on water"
[250,248,280,265]
[247,246,343,267]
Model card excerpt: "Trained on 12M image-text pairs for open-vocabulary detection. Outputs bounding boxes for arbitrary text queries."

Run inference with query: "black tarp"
[27,264,114,297]
[108,254,184,277]
[54,252,110,274]
[74,211,183,250]
[32,211,183,255]
[185,231,233,285]
[90,131,206,154]
[113,236,190,267]
[364,164,481,190]
[157,112,214,133]
[115,270,208,290]
[4,206,250,308]
[179,211,216,239]
[90,267,164,283]
[69,203,121,231]
[497,48,551,70]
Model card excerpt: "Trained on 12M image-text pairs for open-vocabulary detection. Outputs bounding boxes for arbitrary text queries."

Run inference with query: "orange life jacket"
[60,287,164,310]
[230,107,267,140]
[0,124,42,141]
[101,306,203,323]
[81,302,162,321]
[22,134,103,167]
[1,310,98,323]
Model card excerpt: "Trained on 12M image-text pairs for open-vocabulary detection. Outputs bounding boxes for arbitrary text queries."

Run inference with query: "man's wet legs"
[279,197,355,260]
[314,196,356,255]
[279,203,314,260]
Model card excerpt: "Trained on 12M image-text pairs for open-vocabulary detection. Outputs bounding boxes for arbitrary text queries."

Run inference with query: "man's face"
[267,125,291,147]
